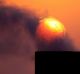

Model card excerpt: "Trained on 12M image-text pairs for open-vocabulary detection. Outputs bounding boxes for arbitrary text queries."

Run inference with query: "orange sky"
[4,0,80,49]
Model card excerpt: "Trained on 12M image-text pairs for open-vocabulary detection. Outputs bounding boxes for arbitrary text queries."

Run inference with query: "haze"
[4,0,80,50]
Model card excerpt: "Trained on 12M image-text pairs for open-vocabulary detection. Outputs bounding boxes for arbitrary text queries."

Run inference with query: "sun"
[43,18,65,33]
[36,17,66,42]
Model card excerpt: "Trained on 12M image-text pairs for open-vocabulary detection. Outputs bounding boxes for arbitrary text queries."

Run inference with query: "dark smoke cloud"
[37,34,76,51]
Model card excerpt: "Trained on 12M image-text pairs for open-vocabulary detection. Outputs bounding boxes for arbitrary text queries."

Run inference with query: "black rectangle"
[35,52,80,74]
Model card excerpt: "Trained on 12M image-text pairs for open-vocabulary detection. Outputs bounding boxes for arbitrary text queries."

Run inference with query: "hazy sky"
[4,0,80,49]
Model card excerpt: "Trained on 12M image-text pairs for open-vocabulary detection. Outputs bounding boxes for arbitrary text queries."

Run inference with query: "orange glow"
[4,0,80,48]
[36,17,65,42]
[43,18,65,33]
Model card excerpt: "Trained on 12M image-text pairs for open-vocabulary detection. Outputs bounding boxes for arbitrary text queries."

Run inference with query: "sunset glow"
[43,18,65,33]
[36,17,65,42]
[3,0,80,48]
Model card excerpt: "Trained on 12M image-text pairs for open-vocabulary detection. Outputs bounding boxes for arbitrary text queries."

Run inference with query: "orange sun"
[36,17,66,42]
